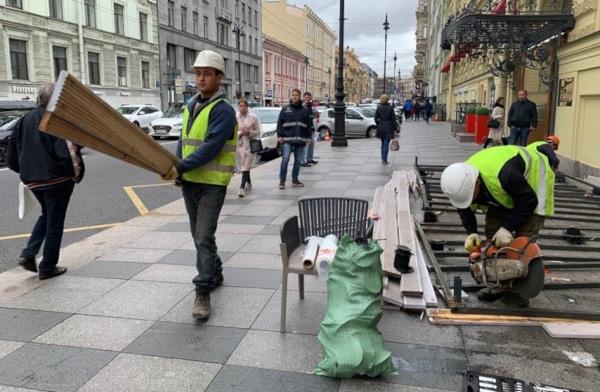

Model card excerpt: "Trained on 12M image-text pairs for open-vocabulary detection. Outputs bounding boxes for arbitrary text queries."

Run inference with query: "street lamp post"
[232,23,245,100]
[392,52,397,106]
[332,0,347,147]
[382,13,389,95]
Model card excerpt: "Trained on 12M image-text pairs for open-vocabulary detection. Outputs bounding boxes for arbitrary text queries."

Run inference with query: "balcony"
[216,8,232,23]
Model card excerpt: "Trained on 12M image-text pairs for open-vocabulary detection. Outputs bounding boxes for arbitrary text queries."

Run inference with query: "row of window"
[8,38,151,88]
[233,0,258,28]
[264,53,305,80]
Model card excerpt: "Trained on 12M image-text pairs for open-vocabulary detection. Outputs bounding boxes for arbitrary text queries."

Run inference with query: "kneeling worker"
[440,143,556,306]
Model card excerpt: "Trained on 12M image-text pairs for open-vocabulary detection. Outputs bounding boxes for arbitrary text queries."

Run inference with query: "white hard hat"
[440,162,479,209]
[193,50,225,74]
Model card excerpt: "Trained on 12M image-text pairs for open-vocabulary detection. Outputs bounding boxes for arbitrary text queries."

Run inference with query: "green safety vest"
[466,145,554,216]
[180,97,238,186]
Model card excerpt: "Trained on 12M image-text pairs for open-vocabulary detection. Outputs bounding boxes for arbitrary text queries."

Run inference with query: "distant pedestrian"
[277,88,311,189]
[301,92,318,167]
[8,83,85,280]
[507,90,537,146]
[403,99,413,121]
[375,94,399,165]
[236,99,260,198]
[483,97,505,148]
[423,99,433,124]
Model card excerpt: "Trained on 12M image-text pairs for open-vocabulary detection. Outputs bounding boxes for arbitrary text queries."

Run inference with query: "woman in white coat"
[484,97,505,148]
[236,99,260,197]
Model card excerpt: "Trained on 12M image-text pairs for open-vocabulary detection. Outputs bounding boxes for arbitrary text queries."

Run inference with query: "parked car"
[251,107,280,156]
[117,104,163,131]
[315,107,378,139]
[148,103,185,140]
[0,100,37,166]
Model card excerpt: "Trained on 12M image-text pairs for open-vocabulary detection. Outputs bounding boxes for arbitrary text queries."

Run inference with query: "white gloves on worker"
[161,165,179,181]
[464,233,484,253]
[492,227,513,247]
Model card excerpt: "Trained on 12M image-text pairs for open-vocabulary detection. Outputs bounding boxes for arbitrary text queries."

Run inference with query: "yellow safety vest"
[181,97,238,186]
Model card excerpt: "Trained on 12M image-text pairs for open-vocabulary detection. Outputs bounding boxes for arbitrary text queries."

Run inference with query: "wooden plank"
[382,276,403,307]
[382,185,401,278]
[416,241,438,307]
[543,323,600,339]
[371,187,386,241]
[402,295,426,310]
[427,308,600,326]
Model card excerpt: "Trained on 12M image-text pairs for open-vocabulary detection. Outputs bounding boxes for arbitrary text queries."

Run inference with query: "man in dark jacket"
[301,92,318,167]
[8,83,84,280]
[507,90,537,146]
[375,94,399,165]
[277,88,311,189]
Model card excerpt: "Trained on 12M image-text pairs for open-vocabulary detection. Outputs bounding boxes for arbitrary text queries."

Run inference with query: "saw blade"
[512,257,545,299]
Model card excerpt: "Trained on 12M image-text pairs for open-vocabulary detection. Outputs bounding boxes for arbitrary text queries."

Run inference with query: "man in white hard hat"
[440,144,555,305]
[170,50,238,320]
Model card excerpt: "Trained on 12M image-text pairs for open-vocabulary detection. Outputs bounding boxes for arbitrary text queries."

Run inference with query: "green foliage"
[476,107,490,116]
[466,107,477,115]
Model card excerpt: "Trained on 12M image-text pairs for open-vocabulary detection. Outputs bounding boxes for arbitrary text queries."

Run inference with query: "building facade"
[360,63,378,101]
[413,0,429,98]
[262,0,335,103]
[262,34,305,106]
[425,0,446,104]
[1,0,161,107]
[157,0,262,107]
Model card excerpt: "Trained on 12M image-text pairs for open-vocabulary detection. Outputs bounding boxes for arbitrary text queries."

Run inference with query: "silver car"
[315,107,378,139]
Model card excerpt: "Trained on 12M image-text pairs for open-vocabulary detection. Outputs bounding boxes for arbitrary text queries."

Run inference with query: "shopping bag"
[18,182,37,219]
[250,139,263,153]
[390,138,399,151]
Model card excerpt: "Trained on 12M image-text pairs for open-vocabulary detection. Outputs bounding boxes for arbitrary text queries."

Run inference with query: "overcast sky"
[297,0,418,77]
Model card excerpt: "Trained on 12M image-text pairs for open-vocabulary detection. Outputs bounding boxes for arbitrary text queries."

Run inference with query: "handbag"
[487,118,500,128]
[250,138,263,154]
[390,138,399,151]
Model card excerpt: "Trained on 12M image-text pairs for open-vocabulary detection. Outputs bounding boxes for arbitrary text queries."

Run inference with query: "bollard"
[453,276,462,303]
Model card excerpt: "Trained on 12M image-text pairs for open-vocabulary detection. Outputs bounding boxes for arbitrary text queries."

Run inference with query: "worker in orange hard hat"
[546,135,560,150]
[527,135,560,170]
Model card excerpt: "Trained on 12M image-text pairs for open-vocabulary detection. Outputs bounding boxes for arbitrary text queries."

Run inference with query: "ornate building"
[262,34,305,106]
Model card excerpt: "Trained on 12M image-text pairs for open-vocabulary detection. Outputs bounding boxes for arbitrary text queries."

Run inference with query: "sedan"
[0,100,37,166]
[315,107,378,139]
[117,104,163,131]
[250,107,281,156]
[148,103,185,140]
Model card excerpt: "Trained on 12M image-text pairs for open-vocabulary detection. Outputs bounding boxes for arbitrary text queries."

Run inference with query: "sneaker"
[279,181,285,190]
[39,266,67,280]
[309,160,319,164]
[476,287,504,302]
[292,179,304,187]
[238,187,245,198]
[244,183,252,191]
[18,256,37,272]
[192,291,211,320]
[382,161,389,165]
[300,162,311,167]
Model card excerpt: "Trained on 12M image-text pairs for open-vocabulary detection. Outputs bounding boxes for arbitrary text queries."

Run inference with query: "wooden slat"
[382,185,401,279]
[416,241,438,307]
[382,276,403,307]
[427,308,600,326]
[543,323,600,339]
[402,295,426,310]
[371,187,386,240]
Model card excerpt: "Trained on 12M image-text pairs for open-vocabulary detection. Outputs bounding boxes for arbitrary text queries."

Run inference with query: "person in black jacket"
[301,92,318,167]
[276,88,311,189]
[507,90,537,146]
[374,94,399,165]
[7,83,84,280]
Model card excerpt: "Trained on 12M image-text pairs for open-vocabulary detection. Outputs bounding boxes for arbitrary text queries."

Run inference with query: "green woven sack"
[315,235,396,378]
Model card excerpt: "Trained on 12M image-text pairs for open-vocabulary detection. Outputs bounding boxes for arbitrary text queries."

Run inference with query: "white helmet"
[440,162,479,209]
[193,50,225,74]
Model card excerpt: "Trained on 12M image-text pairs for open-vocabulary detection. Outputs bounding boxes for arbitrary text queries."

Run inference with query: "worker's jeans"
[279,143,305,181]
[380,137,391,163]
[484,205,545,239]
[22,181,74,275]
[182,182,227,293]
[509,127,530,146]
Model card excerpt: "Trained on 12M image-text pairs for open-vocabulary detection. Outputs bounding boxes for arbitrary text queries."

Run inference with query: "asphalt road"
[0,140,185,274]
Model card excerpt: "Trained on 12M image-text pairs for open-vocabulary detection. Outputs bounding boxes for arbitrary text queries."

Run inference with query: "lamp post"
[332,0,347,147]
[392,52,397,106]
[232,23,245,100]
[382,13,389,94]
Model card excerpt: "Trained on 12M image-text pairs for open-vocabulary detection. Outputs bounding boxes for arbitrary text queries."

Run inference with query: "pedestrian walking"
[423,99,433,124]
[507,90,537,146]
[236,99,260,198]
[7,83,85,280]
[301,92,318,167]
[277,88,311,189]
[171,50,238,320]
[403,99,413,121]
[375,94,399,165]
[483,97,505,148]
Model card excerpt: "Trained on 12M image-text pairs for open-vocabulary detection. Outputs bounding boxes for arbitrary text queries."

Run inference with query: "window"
[52,46,67,80]
[167,1,174,27]
[254,38,258,55]
[192,11,199,35]
[241,34,245,51]
[254,10,257,27]
[10,39,28,80]
[184,48,195,72]
[203,16,209,38]
[235,61,240,81]
[114,3,124,35]
[254,65,258,83]
[141,61,150,88]
[181,6,187,31]
[166,44,177,69]
[248,35,252,53]
[235,0,239,18]
[88,52,100,85]
[248,6,252,26]
[242,3,245,22]
[49,0,63,19]
[84,0,96,27]
[217,22,228,45]
[117,56,127,86]
[139,12,147,41]
[245,64,251,81]
[6,0,22,9]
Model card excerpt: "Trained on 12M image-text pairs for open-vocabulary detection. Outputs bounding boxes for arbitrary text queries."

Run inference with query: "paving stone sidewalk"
[0,121,597,392]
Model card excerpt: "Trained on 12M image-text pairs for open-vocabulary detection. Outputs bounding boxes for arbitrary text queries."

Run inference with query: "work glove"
[464,233,484,253]
[161,165,179,181]
[492,227,513,248]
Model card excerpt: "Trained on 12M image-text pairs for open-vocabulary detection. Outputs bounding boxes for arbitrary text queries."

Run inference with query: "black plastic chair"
[279,197,371,332]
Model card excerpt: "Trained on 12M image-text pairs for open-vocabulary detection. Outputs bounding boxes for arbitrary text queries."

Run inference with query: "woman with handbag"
[483,97,505,148]
[375,94,399,165]
[236,99,260,197]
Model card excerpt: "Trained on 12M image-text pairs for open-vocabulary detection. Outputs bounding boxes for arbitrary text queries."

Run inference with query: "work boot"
[39,266,67,280]
[238,187,245,198]
[279,181,285,190]
[502,292,530,308]
[292,179,304,187]
[18,256,37,272]
[192,290,211,320]
[476,287,504,302]
[309,160,318,165]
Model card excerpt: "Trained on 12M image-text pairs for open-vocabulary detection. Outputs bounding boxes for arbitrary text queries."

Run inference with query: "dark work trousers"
[484,206,545,240]
[182,181,227,293]
[22,181,75,275]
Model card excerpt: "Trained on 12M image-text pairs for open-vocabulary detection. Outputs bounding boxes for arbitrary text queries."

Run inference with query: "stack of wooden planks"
[39,71,178,177]
[372,170,438,311]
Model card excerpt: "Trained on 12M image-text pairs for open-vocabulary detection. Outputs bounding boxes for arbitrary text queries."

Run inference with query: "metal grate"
[463,371,580,392]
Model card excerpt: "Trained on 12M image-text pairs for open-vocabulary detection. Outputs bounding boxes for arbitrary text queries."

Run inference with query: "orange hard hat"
[546,135,560,147]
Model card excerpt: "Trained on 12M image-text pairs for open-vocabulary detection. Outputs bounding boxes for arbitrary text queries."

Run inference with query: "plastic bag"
[315,235,396,378]
[18,182,37,219]
[316,234,339,279]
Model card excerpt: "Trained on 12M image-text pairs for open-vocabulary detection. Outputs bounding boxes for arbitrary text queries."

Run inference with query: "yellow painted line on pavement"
[0,223,118,241]
[123,182,173,216]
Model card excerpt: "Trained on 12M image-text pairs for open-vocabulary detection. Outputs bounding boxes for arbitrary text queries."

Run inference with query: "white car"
[251,107,281,156]
[117,104,163,131]
[315,107,378,139]
[148,103,185,139]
